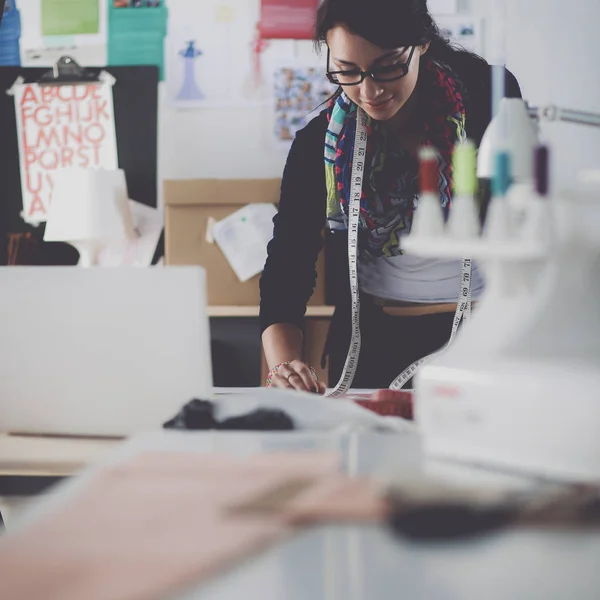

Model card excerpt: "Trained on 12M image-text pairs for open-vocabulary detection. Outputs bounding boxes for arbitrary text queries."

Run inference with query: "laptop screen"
[0,267,213,436]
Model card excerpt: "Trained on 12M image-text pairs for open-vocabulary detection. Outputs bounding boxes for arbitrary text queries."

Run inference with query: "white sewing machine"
[404,99,600,483]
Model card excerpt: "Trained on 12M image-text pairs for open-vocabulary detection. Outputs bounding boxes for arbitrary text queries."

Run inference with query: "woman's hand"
[267,360,326,395]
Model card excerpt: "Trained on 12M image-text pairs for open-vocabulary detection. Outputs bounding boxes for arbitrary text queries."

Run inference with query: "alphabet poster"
[12,81,118,224]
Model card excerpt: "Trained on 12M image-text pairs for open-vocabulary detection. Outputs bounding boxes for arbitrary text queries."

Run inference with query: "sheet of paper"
[165,0,297,110]
[98,200,163,267]
[259,0,319,40]
[271,60,336,150]
[11,80,118,224]
[212,203,277,282]
[41,0,100,36]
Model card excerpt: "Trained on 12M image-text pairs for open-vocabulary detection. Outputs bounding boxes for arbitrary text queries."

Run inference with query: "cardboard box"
[164,179,326,306]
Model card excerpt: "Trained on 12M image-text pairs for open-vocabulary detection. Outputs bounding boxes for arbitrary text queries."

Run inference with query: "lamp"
[477,98,600,181]
[44,168,136,267]
[477,98,539,182]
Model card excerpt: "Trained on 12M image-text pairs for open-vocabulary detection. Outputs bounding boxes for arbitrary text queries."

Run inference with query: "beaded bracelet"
[265,361,318,387]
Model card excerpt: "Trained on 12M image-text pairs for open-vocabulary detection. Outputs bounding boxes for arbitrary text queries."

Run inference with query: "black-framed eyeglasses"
[326,46,416,86]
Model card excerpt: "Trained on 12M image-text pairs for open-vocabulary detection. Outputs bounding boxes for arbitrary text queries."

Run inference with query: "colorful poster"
[273,64,335,146]
[260,0,319,40]
[41,0,100,36]
[12,80,118,224]
[98,201,163,268]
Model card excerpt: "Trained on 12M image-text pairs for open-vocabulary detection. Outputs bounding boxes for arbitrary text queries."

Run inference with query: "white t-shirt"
[358,253,485,303]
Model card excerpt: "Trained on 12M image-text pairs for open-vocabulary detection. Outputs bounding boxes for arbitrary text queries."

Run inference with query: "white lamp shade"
[44,168,136,244]
[477,98,540,182]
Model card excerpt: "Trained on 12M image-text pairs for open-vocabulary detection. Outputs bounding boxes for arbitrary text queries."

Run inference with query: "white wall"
[159,0,290,182]
[13,0,600,192]
[163,0,600,188]
[462,0,600,188]
[159,90,287,181]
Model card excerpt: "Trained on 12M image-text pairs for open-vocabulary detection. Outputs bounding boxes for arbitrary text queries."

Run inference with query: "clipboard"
[36,55,100,87]
[0,57,160,266]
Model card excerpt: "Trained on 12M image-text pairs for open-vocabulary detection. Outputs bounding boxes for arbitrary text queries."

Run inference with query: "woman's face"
[326,25,428,121]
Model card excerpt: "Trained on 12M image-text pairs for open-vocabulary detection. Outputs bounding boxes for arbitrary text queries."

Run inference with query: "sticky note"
[215,6,235,23]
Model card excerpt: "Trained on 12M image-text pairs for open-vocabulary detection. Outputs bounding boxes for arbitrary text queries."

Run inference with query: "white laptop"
[0,266,212,437]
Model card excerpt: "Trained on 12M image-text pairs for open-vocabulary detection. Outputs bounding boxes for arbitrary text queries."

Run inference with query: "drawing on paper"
[176,41,205,101]
[166,1,296,109]
[241,23,270,100]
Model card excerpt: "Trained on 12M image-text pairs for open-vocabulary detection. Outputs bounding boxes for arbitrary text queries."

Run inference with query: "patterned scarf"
[324,59,467,257]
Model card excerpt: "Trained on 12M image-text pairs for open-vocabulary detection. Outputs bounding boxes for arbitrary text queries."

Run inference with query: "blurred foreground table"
[5,428,600,600]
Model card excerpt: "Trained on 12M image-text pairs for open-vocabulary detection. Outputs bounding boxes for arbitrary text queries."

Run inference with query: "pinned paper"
[205,216,217,244]
[212,203,277,282]
[41,0,100,36]
[259,0,319,40]
[98,200,163,267]
[215,5,236,23]
[12,81,118,224]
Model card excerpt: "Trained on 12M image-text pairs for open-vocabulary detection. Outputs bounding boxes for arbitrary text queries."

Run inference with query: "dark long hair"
[315,0,479,66]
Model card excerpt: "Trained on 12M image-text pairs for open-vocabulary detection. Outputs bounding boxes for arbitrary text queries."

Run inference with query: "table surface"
[6,429,600,600]
[0,389,383,477]
[0,432,119,477]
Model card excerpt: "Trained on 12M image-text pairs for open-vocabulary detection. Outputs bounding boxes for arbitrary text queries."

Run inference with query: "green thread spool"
[453,140,477,197]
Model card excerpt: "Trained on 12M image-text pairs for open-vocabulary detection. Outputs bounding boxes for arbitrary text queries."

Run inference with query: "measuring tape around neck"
[326,108,473,397]
[327,108,368,398]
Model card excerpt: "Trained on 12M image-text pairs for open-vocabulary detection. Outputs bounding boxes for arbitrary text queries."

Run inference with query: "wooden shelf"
[207,306,335,318]
[304,306,335,317]
[0,433,119,477]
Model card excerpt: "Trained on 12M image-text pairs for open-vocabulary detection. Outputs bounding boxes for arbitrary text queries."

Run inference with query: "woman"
[260,0,521,394]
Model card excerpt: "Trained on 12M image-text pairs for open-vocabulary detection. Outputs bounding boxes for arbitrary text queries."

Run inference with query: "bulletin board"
[0,64,159,265]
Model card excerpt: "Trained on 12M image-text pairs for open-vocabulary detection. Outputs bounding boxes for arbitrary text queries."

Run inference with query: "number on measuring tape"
[327,109,369,399]
[326,107,473,397]
[388,258,472,391]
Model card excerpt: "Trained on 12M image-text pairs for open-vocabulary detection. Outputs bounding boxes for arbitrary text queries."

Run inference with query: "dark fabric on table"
[164,399,295,432]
